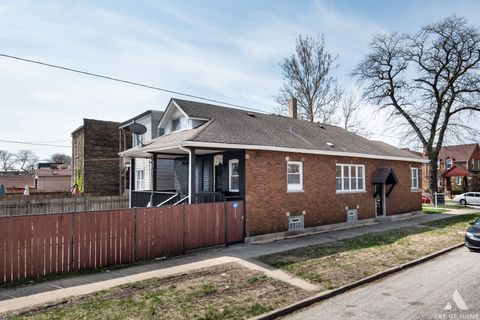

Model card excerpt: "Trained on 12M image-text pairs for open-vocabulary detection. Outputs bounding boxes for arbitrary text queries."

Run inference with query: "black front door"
[375,184,384,216]
[215,163,223,192]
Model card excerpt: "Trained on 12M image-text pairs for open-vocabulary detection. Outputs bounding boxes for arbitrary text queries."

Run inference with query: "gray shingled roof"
[173,99,422,160]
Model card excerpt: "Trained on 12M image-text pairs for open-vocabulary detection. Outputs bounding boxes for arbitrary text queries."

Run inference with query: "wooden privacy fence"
[0,195,129,216]
[0,200,244,284]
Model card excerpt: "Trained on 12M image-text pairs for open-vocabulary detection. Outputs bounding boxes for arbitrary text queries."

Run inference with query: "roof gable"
[441,164,472,177]
[439,143,479,161]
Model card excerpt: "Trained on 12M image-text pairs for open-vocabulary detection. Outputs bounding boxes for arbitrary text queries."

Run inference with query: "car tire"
[460,199,467,206]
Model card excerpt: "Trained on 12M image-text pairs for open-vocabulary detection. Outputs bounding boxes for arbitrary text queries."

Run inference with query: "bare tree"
[337,91,371,137]
[354,15,480,193]
[50,153,71,165]
[0,150,15,172]
[276,34,341,123]
[15,149,38,172]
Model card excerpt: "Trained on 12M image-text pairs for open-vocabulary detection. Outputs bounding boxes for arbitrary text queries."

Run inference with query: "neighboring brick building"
[72,119,127,195]
[435,143,480,194]
[121,98,426,237]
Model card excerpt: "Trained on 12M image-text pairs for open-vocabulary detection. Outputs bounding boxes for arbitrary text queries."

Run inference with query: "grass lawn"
[6,263,311,320]
[422,207,449,214]
[259,214,479,291]
[443,204,468,209]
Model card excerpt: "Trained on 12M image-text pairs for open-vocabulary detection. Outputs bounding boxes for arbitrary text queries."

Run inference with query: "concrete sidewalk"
[0,209,478,314]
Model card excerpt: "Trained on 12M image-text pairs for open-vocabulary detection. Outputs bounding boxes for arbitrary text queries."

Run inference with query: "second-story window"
[446,159,453,169]
[134,134,144,146]
[171,116,187,132]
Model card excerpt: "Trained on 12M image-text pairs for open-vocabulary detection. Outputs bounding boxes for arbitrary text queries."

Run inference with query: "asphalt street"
[287,247,480,320]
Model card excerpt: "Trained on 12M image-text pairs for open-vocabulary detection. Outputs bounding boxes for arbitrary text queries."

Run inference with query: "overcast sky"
[1,0,480,160]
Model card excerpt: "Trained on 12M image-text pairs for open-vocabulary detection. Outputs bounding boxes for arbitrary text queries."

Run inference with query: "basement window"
[288,215,304,231]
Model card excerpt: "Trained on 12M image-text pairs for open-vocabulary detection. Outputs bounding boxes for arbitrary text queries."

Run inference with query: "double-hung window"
[455,176,462,185]
[410,168,419,189]
[134,133,144,146]
[336,164,365,192]
[229,159,239,192]
[136,169,145,190]
[446,159,453,169]
[287,161,303,192]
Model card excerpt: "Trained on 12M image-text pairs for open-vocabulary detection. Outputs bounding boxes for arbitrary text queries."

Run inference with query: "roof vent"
[247,112,256,118]
[327,142,335,148]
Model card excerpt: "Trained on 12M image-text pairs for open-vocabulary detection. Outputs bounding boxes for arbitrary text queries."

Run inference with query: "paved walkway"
[0,209,478,314]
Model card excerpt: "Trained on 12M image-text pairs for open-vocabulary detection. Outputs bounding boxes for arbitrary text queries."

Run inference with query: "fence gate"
[225,200,244,244]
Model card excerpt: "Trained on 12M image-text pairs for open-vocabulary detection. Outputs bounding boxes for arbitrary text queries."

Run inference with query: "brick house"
[72,119,129,196]
[120,98,425,237]
[425,143,480,195]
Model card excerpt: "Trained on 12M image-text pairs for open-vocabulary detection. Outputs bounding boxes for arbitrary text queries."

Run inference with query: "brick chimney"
[288,98,297,119]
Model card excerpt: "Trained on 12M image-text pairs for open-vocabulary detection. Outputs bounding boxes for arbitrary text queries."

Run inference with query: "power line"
[0,139,71,148]
[0,53,270,114]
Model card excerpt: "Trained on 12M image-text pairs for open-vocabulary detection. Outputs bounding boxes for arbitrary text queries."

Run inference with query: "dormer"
[157,100,209,136]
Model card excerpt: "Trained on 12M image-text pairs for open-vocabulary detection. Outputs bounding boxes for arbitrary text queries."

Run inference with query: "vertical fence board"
[0,219,5,283]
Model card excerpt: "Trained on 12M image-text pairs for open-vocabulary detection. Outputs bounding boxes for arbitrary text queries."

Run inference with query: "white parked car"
[453,192,480,205]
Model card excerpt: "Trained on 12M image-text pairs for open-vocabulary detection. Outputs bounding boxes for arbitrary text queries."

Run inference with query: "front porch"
[440,165,478,196]
[129,147,245,207]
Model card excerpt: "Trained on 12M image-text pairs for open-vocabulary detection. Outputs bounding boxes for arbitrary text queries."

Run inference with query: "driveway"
[287,247,480,320]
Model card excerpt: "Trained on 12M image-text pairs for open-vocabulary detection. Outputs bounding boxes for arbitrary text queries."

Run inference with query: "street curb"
[251,242,464,320]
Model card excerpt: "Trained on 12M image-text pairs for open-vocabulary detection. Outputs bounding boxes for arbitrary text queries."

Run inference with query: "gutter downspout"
[179,145,192,204]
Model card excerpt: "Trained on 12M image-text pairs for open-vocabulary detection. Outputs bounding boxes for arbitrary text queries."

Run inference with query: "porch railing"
[131,191,177,207]
[132,191,239,207]
[194,192,224,204]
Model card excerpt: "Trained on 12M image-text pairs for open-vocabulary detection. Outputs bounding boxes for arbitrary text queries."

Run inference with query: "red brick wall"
[245,150,422,236]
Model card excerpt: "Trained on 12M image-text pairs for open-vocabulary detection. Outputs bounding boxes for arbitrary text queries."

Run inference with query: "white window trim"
[455,176,462,185]
[171,116,188,133]
[336,164,366,193]
[134,133,144,147]
[229,159,239,192]
[136,169,145,190]
[410,167,420,190]
[446,158,453,169]
[287,161,303,192]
